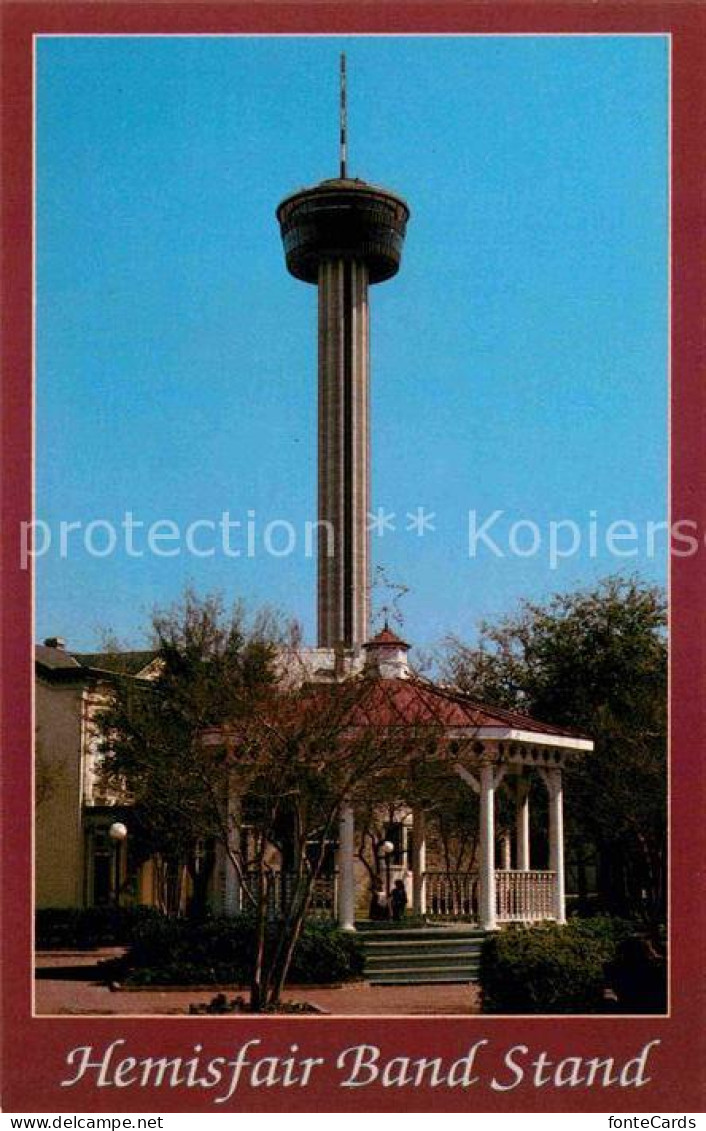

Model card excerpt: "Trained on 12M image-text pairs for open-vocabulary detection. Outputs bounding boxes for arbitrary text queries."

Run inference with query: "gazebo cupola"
[363,625,410,680]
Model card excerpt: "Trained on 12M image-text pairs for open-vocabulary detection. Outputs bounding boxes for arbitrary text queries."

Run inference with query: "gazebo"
[210,626,594,935]
[330,628,594,933]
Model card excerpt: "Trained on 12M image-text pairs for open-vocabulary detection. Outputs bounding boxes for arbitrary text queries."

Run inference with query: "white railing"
[240,869,557,924]
[423,870,557,923]
[306,875,337,918]
[243,871,337,918]
[495,869,557,922]
[424,871,477,919]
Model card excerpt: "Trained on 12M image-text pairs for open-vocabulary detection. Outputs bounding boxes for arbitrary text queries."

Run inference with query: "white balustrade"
[424,871,477,919]
[422,870,557,923]
[241,868,558,924]
[495,869,557,922]
[243,871,338,919]
[308,875,337,918]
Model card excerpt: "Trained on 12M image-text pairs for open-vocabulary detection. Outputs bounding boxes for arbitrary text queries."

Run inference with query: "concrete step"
[365,951,482,969]
[363,937,485,951]
[366,966,479,986]
[358,926,484,941]
[365,949,482,964]
[362,927,487,985]
[367,960,481,976]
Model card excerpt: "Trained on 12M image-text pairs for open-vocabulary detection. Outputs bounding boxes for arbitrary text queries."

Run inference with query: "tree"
[441,576,667,924]
[213,678,437,1008]
[97,589,437,1010]
[97,590,281,916]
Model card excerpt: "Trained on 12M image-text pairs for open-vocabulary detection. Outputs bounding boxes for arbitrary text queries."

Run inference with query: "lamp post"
[380,839,395,901]
[109,822,128,908]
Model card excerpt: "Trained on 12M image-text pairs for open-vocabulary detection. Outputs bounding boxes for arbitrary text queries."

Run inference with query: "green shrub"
[568,915,635,951]
[288,920,365,984]
[112,915,364,987]
[480,920,630,1014]
[36,906,165,950]
[127,915,251,969]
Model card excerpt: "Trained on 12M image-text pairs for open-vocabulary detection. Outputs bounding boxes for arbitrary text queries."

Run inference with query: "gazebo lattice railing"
[242,870,338,919]
[419,869,558,923]
[241,867,557,924]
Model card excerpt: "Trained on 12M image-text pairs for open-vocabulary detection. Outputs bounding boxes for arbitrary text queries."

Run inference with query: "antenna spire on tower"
[339,52,347,178]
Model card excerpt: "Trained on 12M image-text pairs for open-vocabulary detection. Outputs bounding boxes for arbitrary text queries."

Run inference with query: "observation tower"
[277,56,409,649]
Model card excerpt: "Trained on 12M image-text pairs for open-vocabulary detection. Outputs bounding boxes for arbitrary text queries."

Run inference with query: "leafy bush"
[480,919,634,1014]
[36,906,165,950]
[287,920,365,984]
[567,915,635,949]
[110,915,364,987]
[127,915,251,969]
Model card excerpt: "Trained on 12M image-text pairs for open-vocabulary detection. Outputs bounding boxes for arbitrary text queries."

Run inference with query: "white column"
[412,809,426,916]
[479,763,497,931]
[516,778,531,872]
[547,767,566,924]
[337,802,356,931]
[500,832,512,870]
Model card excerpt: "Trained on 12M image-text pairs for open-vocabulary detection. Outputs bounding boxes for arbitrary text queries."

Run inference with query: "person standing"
[391,879,408,922]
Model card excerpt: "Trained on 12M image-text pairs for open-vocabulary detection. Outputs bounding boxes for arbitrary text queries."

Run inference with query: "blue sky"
[36,34,668,653]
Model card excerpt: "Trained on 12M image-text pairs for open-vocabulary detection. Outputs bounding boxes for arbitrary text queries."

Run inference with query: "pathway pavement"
[35,951,481,1016]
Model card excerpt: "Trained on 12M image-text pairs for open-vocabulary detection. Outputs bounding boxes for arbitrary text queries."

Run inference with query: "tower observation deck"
[276,60,409,649]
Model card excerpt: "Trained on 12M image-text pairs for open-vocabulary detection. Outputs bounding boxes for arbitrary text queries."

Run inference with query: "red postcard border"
[2,1,705,1113]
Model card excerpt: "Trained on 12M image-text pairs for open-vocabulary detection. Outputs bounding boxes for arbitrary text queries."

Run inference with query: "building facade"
[35,640,159,909]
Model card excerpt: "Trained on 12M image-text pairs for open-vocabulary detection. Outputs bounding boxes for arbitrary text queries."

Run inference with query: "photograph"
[33,31,667,1021]
[2,0,704,1116]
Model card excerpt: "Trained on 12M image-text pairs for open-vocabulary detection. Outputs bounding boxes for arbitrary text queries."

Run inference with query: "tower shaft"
[317,259,370,648]
[278,165,409,654]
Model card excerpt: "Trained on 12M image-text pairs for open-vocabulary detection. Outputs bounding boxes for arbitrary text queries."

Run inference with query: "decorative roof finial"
[372,567,410,633]
[339,52,347,179]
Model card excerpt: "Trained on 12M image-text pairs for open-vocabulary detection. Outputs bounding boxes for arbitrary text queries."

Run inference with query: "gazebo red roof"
[202,666,591,753]
[341,676,589,741]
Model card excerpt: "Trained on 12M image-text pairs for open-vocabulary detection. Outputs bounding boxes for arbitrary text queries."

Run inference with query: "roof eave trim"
[441,725,592,751]
[474,726,593,751]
